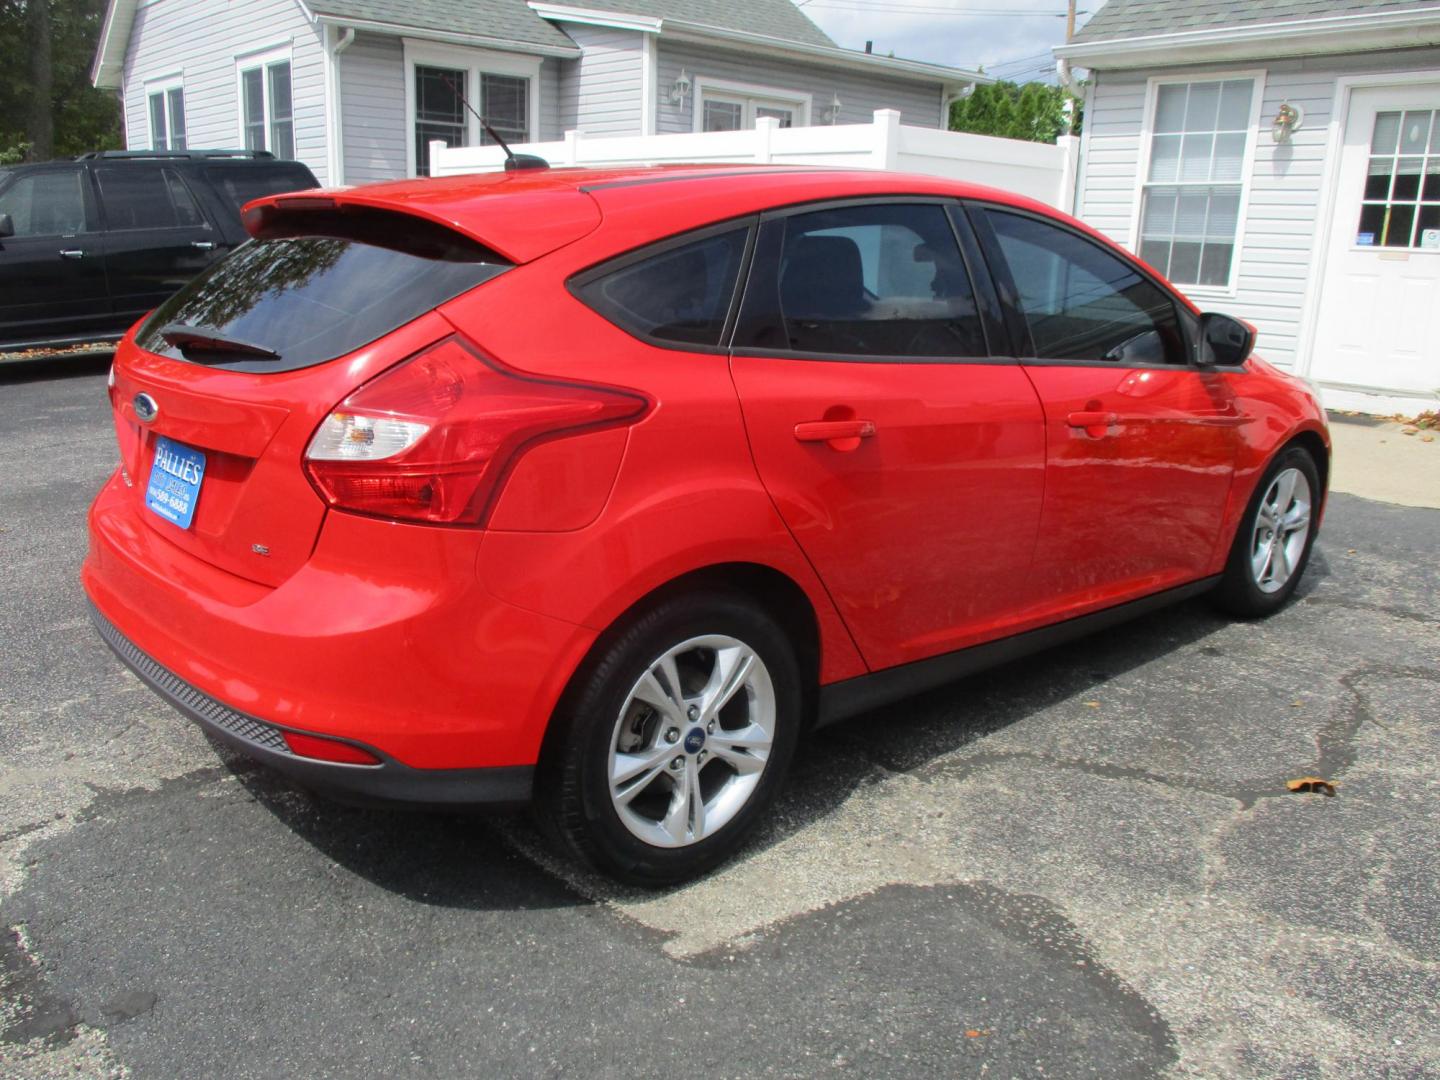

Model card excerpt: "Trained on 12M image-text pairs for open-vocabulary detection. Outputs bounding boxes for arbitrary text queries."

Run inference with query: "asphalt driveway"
[2,356,1437,1078]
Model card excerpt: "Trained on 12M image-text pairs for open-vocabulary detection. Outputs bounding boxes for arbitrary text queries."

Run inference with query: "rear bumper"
[90,601,534,807]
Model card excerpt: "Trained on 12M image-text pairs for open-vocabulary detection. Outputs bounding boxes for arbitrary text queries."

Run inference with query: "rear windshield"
[204,165,318,214]
[135,231,508,372]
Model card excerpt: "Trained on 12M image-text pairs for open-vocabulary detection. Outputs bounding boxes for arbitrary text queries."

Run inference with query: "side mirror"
[0,213,13,238]
[1197,312,1254,367]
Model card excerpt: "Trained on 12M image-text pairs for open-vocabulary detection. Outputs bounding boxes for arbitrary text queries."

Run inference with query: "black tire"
[1211,445,1321,618]
[536,590,802,886]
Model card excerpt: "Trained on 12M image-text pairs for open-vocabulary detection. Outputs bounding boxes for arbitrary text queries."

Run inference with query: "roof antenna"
[438,75,548,172]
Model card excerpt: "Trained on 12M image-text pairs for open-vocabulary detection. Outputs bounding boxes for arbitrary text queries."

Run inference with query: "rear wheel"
[538,592,801,885]
[1212,446,1320,617]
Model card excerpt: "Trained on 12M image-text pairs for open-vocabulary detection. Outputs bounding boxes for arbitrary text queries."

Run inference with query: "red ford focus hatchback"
[85,164,1329,883]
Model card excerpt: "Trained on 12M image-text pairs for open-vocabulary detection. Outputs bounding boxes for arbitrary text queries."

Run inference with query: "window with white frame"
[237,49,294,159]
[147,82,186,151]
[405,42,538,177]
[1137,78,1255,289]
[697,81,807,132]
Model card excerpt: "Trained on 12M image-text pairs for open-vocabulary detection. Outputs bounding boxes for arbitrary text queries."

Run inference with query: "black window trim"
[566,214,760,356]
[729,193,1013,366]
[962,199,1216,372]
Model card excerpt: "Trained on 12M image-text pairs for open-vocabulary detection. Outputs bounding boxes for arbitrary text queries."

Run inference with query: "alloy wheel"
[1250,467,1313,593]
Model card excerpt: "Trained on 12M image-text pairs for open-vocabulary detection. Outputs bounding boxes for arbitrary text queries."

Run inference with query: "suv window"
[96,165,207,231]
[204,165,317,215]
[984,210,1187,366]
[571,226,749,348]
[134,213,510,372]
[735,203,987,359]
[0,169,89,236]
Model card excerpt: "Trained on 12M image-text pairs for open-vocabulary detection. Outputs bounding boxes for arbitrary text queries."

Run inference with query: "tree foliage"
[0,0,121,163]
[949,80,1083,144]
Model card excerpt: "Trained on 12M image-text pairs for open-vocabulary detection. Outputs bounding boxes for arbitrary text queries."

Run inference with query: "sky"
[793,0,1100,82]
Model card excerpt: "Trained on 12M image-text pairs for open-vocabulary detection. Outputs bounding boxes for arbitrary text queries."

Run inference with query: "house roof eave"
[1054,6,1440,69]
[91,0,139,89]
[311,13,584,57]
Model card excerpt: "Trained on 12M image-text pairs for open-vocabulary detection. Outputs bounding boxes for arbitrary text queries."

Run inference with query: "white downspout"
[326,26,356,185]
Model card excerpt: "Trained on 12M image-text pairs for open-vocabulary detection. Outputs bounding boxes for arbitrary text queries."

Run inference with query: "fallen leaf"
[1402,427,1418,436]
[1083,701,1100,708]
[1424,435,1435,443]
[1346,549,1357,555]
[965,1030,990,1038]
[1287,777,1338,797]
[1291,700,1304,708]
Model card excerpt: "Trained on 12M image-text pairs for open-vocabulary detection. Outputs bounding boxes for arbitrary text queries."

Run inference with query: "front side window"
[572,226,749,347]
[0,169,89,236]
[148,86,186,151]
[736,202,987,359]
[1357,110,1440,249]
[986,210,1187,366]
[95,166,206,231]
[1138,79,1254,288]
[239,57,294,159]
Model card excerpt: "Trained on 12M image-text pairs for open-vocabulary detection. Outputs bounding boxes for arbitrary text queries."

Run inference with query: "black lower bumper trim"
[88,602,534,808]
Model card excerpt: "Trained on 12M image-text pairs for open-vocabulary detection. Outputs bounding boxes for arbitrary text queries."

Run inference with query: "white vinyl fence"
[431,109,1079,210]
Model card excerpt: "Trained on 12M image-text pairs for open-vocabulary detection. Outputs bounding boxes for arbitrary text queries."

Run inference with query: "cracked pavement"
[2,355,1437,1078]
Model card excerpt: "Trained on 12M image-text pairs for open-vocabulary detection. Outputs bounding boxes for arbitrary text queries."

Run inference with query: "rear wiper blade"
[159,324,281,360]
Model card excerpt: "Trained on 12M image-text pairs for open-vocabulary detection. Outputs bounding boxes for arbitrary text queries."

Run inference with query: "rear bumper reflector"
[88,602,535,808]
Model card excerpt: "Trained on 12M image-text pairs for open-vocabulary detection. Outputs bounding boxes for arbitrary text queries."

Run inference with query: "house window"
[406,42,539,177]
[697,81,807,132]
[148,85,186,151]
[1138,78,1255,288]
[238,51,294,159]
[1357,110,1440,249]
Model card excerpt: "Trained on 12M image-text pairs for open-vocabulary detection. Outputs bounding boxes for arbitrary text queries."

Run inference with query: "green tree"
[949,79,1083,143]
[0,0,121,163]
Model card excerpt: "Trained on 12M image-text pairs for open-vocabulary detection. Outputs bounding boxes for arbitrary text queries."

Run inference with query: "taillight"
[303,336,649,525]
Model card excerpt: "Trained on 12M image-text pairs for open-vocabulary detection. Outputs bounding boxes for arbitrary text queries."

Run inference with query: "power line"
[806,5,1072,17]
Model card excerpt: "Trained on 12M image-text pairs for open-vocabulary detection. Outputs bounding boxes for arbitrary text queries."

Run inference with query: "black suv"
[0,150,318,351]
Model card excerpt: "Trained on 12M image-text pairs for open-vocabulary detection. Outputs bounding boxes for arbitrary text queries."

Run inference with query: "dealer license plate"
[145,435,206,530]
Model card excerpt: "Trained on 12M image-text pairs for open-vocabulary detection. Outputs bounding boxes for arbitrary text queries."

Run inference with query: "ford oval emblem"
[133,392,159,423]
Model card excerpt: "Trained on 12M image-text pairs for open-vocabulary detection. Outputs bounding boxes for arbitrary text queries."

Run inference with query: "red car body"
[84,165,1329,812]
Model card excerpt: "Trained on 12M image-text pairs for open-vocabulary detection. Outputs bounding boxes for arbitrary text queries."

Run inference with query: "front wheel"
[1212,445,1320,617]
[537,592,802,886]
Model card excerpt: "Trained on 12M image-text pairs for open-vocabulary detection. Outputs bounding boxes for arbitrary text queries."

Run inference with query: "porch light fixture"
[824,93,843,124]
[1271,102,1303,143]
[670,69,691,106]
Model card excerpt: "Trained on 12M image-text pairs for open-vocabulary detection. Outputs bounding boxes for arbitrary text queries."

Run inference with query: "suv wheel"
[539,592,801,886]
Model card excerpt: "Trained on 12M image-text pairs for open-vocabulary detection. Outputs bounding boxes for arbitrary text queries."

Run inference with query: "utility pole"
[1065,0,1077,42]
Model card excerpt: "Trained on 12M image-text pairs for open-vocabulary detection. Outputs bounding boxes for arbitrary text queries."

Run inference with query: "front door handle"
[1067,410,1118,437]
[191,241,215,251]
[59,248,86,259]
[794,419,877,443]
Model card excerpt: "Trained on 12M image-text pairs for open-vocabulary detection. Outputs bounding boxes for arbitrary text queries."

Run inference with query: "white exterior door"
[1311,85,1440,396]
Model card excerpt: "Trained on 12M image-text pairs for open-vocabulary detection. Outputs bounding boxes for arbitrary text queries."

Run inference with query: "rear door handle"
[794,419,877,443]
[191,241,215,251]
[1067,410,1117,430]
[59,249,86,259]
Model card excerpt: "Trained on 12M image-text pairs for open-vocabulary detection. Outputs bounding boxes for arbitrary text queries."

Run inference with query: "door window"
[700,89,802,131]
[1357,109,1440,249]
[96,167,207,231]
[736,203,987,358]
[0,170,89,236]
[572,225,750,347]
[985,210,1187,365]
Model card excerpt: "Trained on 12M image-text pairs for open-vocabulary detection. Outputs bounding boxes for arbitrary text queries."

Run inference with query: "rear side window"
[734,202,987,359]
[204,165,317,215]
[96,166,206,230]
[134,213,508,372]
[571,225,749,348]
[984,210,1187,366]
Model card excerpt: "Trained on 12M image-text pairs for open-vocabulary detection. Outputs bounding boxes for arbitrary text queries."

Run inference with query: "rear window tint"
[571,225,749,348]
[135,231,507,372]
[204,165,317,215]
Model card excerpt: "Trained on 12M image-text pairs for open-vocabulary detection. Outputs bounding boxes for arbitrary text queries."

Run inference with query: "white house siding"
[121,0,328,184]
[1075,47,1440,372]
[556,25,645,136]
[655,40,944,134]
[339,34,563,184]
